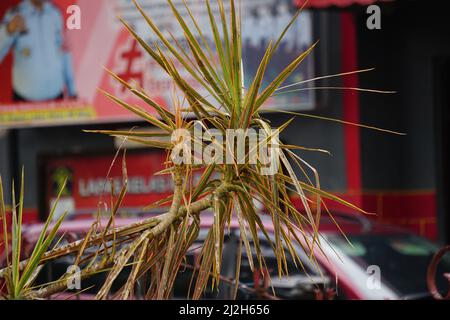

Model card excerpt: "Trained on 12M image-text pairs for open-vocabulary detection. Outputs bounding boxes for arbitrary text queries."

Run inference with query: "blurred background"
[0,0,449,299]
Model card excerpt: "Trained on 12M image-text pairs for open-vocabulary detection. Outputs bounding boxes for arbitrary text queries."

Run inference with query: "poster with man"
[0,0,315,127]
[0,0,77,102]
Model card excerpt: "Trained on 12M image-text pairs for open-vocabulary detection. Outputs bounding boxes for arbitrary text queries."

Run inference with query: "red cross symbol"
[117,40,144,93]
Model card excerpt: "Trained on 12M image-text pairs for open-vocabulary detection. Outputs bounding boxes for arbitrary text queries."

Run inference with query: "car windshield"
[328,233,450,298]
[172,233,325,300]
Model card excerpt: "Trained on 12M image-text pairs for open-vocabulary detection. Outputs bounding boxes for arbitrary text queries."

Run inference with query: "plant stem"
[20,180,234,299]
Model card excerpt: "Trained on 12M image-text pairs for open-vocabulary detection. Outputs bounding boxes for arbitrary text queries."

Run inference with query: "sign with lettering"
[0,0,315,127]
[44,151,176,218]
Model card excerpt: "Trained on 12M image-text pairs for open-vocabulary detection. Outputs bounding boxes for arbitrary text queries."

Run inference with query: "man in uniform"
[0,0,77,102]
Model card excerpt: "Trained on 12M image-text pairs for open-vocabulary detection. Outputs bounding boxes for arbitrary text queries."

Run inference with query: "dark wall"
[267,10,347,192]
[357,1,450,191]
[0,131,11,203]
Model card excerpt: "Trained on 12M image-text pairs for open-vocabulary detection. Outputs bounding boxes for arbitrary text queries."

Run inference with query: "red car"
[13,212,450,300]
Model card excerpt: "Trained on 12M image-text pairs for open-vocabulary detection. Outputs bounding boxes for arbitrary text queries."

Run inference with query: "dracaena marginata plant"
[0,0,398,300]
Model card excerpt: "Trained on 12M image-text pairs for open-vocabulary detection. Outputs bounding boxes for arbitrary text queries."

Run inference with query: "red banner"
[44,151,174,219]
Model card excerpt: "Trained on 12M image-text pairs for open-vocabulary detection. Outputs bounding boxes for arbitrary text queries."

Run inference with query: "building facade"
[0,0,448,243]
